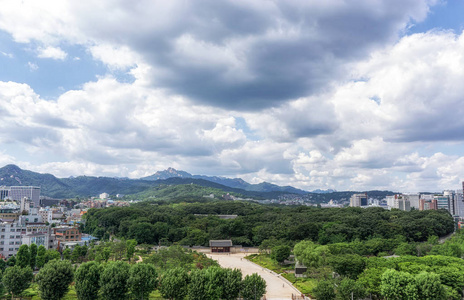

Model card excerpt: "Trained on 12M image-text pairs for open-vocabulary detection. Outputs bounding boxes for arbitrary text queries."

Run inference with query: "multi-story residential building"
[434,195,450,211]
[419,198,438,211]
[0,213,56,258]
[54,226,82,244]
[1,186,41,208]
[404,194,420,209]
[350,193,368,207]
[443,190,457,215]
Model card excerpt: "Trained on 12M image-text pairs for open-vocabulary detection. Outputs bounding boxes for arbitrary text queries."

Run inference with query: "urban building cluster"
[348,182,464,226]
[0,186,95,259]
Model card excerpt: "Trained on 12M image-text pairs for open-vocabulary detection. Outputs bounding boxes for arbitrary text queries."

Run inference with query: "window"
[9,248,13,251]
[0,248,3,251]
[15,235,20,239]
[10,229,15,232]
[0,235,4,238]
[15,241,20,245]
[15,248,18,250]
[9,235,14,239]
[1,229,5,232]
[9,242,14,245]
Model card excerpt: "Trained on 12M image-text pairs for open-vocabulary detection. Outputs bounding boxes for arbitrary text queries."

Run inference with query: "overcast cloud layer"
[0,0,464,192]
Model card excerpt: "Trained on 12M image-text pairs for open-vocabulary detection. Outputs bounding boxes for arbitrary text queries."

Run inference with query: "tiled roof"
[209,240,232,247]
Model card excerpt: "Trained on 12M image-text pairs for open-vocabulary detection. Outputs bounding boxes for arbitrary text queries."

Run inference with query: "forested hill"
[0,164,397,201]
[83,201,455,248]
[0,165,294,199]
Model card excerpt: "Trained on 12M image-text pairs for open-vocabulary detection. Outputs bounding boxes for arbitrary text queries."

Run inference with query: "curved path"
[209,253,303,300]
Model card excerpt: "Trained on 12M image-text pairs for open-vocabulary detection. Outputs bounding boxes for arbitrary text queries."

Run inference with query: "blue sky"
[1,0,464,192]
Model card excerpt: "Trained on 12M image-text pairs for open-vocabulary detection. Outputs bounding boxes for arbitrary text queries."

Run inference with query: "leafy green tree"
[71,245,81,263]
[415,272,446,300]
[29,243,38,269]
[0,258,6,272]
[271,245,291,263]
[312,280,336,300]
[16,244,30,268]
[294,240,330,268]
[2,265,33,299]
[100,261,130,300]
[222,268,242,300]
[45,249,61,263]
[394,242,416,256]
[328,254,366,279]
[126,239,137,262]
[75,261,102,300]
[128,263,158,300]
[203,267,224,299]
[380,269,418,300]
[6,255,15,267]
[241,273,266,300]
[36,245,46,268]
[357,267,386,299]
[63,248,71,260]
[336,278,366,300]
[36,259,74,300]
[159,267,189,300]
[188,269,207,300]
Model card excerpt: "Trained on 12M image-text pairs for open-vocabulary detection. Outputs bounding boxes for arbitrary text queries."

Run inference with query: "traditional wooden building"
[209,240,232,253]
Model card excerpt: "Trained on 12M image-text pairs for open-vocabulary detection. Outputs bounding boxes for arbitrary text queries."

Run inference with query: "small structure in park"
[209,240,233,253]
[295,262,308,278]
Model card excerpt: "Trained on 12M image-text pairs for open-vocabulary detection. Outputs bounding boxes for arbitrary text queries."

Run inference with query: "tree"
[45,249,61,263]
[126,239,137,262]
[222,268,242,300]
[128,263,158,300]
[75,261,102,300]
[2,265,33,299]
[328,254,366,279]
[311,280,335,300]
[29,243,38,269]
[100,261,130,300]
[380,269,418,300]
[36,245,46,268]
[63,248,71,260]
[71,245,81,263]
[16,244,30,268]
[241,273,266,300]
[187,269,207,300]
[6,255,15,267]
[203,267,224,300]
[415,272,446,300]
[336,278,366,300]
[271,245,291,263]
[159,267,189,300]
[293,240,330,268]
[36,259,74,300]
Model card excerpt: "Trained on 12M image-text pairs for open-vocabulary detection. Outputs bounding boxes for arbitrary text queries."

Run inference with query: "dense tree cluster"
[293,232,464,300]
[83,201,454,247]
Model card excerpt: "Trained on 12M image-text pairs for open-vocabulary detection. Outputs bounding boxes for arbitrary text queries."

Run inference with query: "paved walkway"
[209,253,302,300]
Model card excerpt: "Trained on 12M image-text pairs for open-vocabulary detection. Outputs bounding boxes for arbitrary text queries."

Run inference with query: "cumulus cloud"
[3,0,464,193]
[37,46,67,60]
[0,0,435,110]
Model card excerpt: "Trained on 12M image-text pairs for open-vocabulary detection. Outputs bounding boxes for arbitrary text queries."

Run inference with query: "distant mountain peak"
[141,168,193,181]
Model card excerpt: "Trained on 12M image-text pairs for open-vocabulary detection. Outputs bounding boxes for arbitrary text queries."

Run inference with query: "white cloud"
[37,46,67,60]
[27,62,38,71]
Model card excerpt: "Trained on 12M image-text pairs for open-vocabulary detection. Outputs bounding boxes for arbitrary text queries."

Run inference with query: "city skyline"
[1,1,464,192]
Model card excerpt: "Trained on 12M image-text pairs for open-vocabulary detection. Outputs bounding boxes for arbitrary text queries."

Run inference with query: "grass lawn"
[246,254,317,295]
[16,284,165,300]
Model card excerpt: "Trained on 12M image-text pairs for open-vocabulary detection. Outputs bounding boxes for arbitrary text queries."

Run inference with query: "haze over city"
[1,1,464,192]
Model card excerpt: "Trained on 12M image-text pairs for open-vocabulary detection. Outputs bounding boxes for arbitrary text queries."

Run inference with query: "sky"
[1,0,464,192]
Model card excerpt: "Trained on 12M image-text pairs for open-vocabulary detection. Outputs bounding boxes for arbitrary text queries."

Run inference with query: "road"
[209,253,302,300]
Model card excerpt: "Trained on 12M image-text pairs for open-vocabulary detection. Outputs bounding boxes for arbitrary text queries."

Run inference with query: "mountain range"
[0,164,307,199]
[141,167,308,194]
